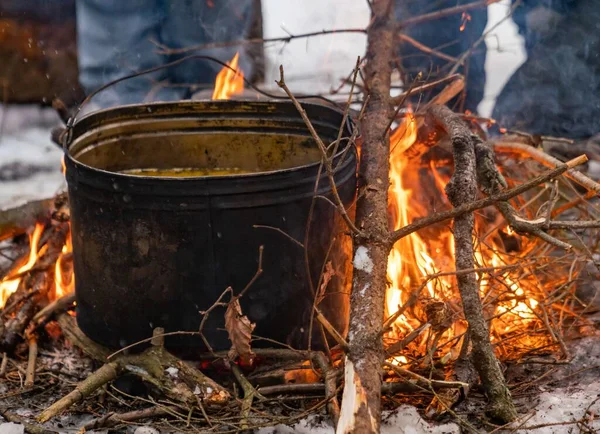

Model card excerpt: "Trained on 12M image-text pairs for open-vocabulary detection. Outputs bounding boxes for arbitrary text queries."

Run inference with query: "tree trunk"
[337,1,394,432]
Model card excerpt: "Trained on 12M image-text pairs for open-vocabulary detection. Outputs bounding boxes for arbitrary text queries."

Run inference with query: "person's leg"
[160,0,256,96]
[77,0,186,108]
[395,0,488,113]
[493,0,598,138]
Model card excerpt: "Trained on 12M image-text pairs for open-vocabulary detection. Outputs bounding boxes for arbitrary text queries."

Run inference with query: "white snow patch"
[359,283,371,296]
[124,364,149,376]
[353,246,373,273]
[0,423,25,434]
[133,427,160,434]
[255,405,459,434]
[511,381,600,433]
[165,367,179,378]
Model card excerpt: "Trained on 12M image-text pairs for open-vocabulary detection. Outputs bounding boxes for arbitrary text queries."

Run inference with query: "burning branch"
[389,155,588,244]
[433,103,518,422]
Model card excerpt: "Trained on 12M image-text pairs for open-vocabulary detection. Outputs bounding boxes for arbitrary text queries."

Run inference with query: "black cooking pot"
[65,100,356,354]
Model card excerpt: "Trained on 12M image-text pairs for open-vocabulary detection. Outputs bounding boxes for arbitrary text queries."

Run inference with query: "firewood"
[429,103,518,422]
[0,198,53,242]
[41,316,231,423]
[32,292,76,326]
[25,334,38,387]
[0,269,50,352]
[37,362,121,423]
[83,405,179,430]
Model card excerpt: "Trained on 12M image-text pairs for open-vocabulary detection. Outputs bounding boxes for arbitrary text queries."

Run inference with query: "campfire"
[384,114,559,367]
[2,22,600,434]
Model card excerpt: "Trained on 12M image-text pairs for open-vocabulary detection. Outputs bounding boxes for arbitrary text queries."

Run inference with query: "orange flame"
[53,232,74,299]
[0,223,45,305]
[212,52,244,100]
[385,110,541,361]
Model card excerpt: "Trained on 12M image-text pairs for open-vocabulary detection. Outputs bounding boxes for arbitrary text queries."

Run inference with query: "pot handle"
[60,54,342,151]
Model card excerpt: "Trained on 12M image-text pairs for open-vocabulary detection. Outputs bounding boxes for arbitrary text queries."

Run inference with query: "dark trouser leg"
[77,0,185,108]
[160,0,256,96]
[395,0,487,113]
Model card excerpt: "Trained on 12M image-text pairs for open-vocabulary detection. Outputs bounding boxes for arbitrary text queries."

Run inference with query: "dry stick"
[155,28,368,55]
[228,348,341,425]
[0,352,7,376]
[32,292,76,325]
[83,405,178,430]
[252,225,304,248]
[259,383,327,396]
[25,335,37,387]
[390,73,463,106]
[231,363,263,431]
[312,351,341,426]
[37,362,120,423]
[390,156,588,243]
[396,33,458,63]
[314,307,350,352]
[382,263,523,333]
[383,362,469,390]
[397,0,501,28]
[494,140,600,195]
[338,1,395,432]
[276,66,362,237]
[436,110,577,250]
[49,320,230,422]
[385,323,431,358]
[0,407,57,434]
[433,104,517,423]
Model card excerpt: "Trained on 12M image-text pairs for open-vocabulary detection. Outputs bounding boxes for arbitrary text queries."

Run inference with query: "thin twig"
[397,0,501,28]
[276,65,362,236]
[25,335,38,387]
[314,307,350,352]
[154,28,368,55]
[390,155,587,243]
[390,74,464,106]
[384,362,469,390]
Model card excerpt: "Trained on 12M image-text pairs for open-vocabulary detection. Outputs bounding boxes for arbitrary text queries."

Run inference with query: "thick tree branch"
[432,104,517,422]
[337,1,394,433]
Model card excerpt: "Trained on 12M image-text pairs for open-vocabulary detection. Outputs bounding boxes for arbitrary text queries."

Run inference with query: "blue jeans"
[397,0,579,114]
[77,0,255,108]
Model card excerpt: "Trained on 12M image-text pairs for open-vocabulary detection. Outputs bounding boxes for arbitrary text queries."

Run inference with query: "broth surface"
[120,167,251,177]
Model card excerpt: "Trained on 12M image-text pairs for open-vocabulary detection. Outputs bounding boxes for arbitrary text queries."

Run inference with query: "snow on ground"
[0,105,64,208]
[256,406,460,434]
[509,335,600,433]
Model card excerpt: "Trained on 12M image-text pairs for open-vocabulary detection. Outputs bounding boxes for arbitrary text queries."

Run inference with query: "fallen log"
[0,198,54,242]
[39,318,230,423]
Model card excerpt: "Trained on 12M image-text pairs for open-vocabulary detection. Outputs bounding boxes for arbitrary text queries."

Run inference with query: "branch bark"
[431,104,517,423]
[337,1,394,433]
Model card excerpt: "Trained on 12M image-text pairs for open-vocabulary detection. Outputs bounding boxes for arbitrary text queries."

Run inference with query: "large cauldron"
[65,101,356,354]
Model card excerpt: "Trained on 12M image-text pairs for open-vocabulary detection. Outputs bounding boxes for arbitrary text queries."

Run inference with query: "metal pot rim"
[66,100,355,181]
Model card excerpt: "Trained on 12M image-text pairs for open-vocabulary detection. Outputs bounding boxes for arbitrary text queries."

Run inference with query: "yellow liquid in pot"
[120,167,251,177]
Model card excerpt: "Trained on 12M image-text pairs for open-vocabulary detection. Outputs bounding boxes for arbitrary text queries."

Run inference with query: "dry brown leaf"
[225,297,255,365]
[317,260,336,304]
